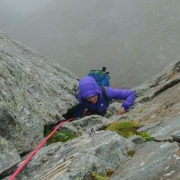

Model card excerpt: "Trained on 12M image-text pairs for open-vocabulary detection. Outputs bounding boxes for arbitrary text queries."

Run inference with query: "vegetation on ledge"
[44,125,76,145]
[106,120,154,141]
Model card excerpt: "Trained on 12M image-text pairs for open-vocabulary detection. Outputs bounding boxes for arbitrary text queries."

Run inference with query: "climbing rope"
[8,118,74,180]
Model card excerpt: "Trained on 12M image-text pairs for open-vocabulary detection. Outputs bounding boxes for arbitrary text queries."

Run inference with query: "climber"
[71,76,136,118]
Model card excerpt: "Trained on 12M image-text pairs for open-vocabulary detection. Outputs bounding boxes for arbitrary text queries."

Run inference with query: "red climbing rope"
[8,118,74,180]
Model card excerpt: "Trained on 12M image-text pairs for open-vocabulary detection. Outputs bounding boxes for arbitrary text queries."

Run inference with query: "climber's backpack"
[73,67,111,101]
[87,67,110,87]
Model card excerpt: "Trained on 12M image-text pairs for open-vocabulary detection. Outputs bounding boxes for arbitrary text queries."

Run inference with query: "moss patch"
[106,120,140,138]
[44,125,76,145]
[90,171,109,180]
[127,150,136,157]
[106,120,155,141]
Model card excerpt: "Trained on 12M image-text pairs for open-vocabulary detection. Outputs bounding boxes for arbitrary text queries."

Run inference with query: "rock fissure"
[153,80,180,98]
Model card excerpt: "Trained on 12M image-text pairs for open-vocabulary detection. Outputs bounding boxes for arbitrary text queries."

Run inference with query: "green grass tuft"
[44,125,76,145]
[138,132,155,141]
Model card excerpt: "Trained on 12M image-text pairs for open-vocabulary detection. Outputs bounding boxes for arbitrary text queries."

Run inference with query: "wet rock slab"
[110,141,180,180]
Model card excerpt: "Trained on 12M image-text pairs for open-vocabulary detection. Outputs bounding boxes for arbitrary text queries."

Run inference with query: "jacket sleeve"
[74,103,86,118]
[105,87,136,111]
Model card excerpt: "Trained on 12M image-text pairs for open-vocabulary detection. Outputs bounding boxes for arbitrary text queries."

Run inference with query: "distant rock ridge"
[0,32,180,180]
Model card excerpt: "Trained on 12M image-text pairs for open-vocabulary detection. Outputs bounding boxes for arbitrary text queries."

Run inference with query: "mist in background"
[1,0,180,88]
[0,0,52,15]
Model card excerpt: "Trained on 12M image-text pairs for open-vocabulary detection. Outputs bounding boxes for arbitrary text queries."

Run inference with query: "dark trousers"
[63,105,78,119]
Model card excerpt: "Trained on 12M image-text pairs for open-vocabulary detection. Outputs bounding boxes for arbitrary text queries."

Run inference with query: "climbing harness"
[8,118,74,180]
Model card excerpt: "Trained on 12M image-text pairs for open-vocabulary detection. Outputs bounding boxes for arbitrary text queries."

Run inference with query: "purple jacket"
[74,76,136,118]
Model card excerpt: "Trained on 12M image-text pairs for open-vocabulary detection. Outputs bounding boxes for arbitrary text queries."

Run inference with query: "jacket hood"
[78,76,101,101]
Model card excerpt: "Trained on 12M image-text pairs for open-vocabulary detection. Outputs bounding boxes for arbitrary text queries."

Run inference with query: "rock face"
[0,31,78,176]
[0,136,20,175]
[0,32,180,180]
[29,130,135,180]
[110,141,180,180]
